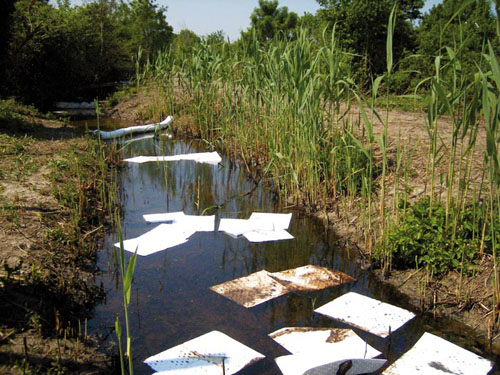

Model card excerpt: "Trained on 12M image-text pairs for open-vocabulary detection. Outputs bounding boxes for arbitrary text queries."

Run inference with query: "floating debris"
[271,265,355,291]
[144,330,264,375]
[219,212,293,242]
[314,292,415,337]
[303,359,387,375]
[269,327,381,375]
[243,228,294,242]
[115,213,216,256]
[218,218,273,237]
[123,151,221,165]
[144,211,215,231]
[114,224,195,256]
[382,332,493,374]
[143,211,186,224]
[248,212,292,230]
[211,266,355,308]
[181,215,215,232]
[211,270,289,307]
[94,116,173,140]
[55,101,95,109]
[269,327,380,356]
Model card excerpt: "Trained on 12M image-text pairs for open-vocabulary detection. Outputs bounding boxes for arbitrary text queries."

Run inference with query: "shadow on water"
[88,131,500,374]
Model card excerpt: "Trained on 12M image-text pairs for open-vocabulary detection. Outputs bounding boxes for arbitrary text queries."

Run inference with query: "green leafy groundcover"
[383,198,498,274]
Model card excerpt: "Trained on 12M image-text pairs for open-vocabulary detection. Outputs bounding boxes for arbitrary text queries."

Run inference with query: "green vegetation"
[1,0,499,354]
[122,1,500,331]
[0,0,173,110]
[0,103,119,373]
[240,0,298,43]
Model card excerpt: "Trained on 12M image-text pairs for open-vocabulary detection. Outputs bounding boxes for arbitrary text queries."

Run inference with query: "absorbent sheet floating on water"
[314,292,415,338]
[303,359,387,375]
[123,151,222,165]
[114,224,195,256]
[271,265,356,291]
[243,228,294,242]
[218,218,273,237]
[143,212,215,232]
[270,327,382,375]
[210,265,355,308]
[219,212,293,242]
[95,116,173,140]
[269,327,379,355]
[144,330,264,375]
[143,211,186,224]
[249,212,292,230]
[212,270,288,307]
[382,332,493,375]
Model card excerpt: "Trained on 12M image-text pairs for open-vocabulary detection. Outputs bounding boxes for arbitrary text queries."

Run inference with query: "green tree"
[0,0,18,95]
[418,0,498,78]
[242,0,298,42]
[118,0,173,61]
[171,29,201,59]
[317,0,424,80]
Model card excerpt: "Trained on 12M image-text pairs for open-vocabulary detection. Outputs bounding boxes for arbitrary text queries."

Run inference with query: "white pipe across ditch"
[93,116,173,140]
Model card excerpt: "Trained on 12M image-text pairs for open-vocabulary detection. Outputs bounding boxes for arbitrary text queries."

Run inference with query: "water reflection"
[89,134,499,375]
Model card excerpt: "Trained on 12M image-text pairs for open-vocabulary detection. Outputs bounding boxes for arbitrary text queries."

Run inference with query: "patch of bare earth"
[0,116,112,374]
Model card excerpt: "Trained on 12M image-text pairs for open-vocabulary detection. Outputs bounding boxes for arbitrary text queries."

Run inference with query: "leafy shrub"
[381,198,495,274]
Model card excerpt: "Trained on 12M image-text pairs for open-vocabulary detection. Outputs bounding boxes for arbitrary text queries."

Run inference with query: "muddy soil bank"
[0,106,117,374]
[106,87,500,351]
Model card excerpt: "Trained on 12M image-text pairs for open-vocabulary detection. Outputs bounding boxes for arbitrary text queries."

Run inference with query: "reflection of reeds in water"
[136,5,500,333]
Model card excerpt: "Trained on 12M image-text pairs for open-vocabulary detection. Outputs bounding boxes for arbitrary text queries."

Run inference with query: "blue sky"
[161,0,442,41]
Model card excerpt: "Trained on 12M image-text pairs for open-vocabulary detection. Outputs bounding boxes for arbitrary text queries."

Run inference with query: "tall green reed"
[115,213,137,375]
[137,8,500,326]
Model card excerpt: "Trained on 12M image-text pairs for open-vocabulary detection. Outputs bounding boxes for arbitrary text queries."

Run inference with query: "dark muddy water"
[88,131,499,374]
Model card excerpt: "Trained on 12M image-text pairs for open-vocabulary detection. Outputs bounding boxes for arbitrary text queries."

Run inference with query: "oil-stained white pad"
[304,359,387,375]
[271,327,381,375]
[382,332,493,375]
[144,330,264,375]
[269,327,380,357]
[123,151,221,165]
[314,292,415,337]
[249,212,292,230]
[276,355,384,375]
[143,211,186,223]
[218,218,273,237]
[114,224,195,256]
[211,266,355,308]
[243,229,294,242]
[210,270,288,307]
[271,265,356,291]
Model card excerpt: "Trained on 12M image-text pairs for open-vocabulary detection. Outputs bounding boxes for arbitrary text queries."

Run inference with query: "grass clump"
[380,198,488,274]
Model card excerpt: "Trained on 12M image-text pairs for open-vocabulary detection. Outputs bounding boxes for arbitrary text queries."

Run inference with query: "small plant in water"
[114,212,137,375]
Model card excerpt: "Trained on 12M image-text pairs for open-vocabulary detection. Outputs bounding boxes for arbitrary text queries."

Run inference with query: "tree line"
[0,0,498,110]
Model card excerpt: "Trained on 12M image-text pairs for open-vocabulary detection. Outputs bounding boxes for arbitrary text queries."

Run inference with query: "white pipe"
[93,116,173,140]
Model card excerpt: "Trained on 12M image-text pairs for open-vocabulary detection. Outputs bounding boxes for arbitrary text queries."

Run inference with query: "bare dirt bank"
[0,106,116,374]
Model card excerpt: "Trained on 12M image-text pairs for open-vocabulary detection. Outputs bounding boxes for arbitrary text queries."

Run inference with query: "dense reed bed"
[133,18,500,334]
